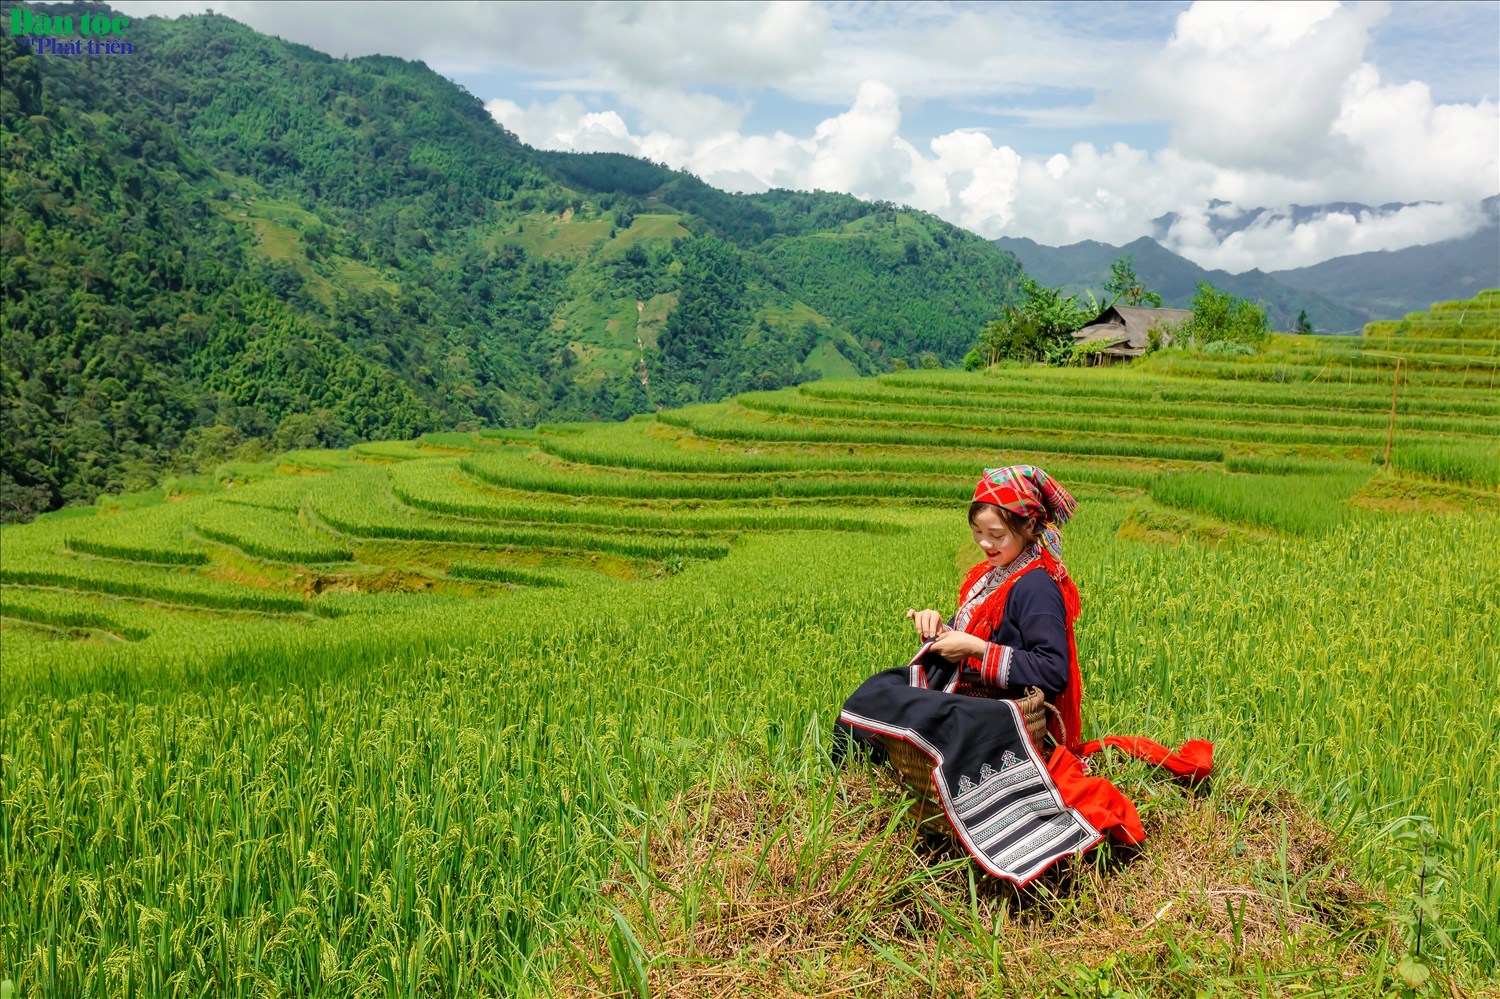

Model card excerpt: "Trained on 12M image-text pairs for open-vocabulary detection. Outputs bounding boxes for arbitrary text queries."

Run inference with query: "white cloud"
[923,131,1021,233]
[800,81,912,200]
[488,95,635,154]
[1162,201,1487,272]
[1333,67,1499,201]
[116,1,1148,113]
[1138,1,1379,172]
[576,1,828,89]
[494,92,1491,271]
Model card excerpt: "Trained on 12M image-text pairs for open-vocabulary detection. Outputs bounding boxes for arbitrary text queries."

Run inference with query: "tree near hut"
[1295,310,1313,335]
[969,278,1098,367]
[1183,280,1270,349]
[1103,254,1162,307]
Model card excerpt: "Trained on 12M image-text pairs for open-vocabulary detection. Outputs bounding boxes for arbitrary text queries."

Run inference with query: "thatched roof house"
[1072,305,1193,364]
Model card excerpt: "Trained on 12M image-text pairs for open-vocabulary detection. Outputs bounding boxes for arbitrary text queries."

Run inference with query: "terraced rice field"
[3,344,1498,996]
[1142,291,1500,391]
[1365,289,1500,340]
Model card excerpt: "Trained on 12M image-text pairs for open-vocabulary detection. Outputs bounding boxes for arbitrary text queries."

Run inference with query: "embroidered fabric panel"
[952,545,1038,634]
[839,646,1102,886]
[942,743,1098,882]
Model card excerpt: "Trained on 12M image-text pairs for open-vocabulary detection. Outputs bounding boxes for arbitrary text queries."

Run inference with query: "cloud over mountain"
[481,1,1496,273]
[120,0,1500,273]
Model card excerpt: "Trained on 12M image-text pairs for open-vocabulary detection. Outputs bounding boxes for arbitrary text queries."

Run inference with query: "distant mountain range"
[998,196,1499,334]
[1150,199,1443,243]
[1268,201,1499,320]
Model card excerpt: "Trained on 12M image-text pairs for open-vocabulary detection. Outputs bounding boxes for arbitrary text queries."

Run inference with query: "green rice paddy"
[3,348,1497,996]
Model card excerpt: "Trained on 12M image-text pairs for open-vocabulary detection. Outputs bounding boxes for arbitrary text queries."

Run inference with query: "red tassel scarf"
[957,550,1083,751]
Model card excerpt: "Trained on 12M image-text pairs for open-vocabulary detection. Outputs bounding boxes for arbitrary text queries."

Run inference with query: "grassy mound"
[558,762,1386,997]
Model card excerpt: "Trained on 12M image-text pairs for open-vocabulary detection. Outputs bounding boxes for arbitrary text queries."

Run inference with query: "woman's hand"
[906,608,950,640]
[930,630,988,662]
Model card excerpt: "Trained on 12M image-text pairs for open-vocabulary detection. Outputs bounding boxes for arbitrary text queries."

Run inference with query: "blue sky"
[120,1,1499,271]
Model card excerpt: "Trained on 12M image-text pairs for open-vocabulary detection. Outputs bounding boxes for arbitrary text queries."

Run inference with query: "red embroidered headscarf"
[966,465,1084,750]
[971,464,1076,562]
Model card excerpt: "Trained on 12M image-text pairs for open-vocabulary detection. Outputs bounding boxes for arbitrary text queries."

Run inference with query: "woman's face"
[971,505,1032,567]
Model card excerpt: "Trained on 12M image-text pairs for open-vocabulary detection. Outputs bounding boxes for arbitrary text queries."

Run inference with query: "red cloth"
[958,559,1040,643]
[1048,746,1145,845]
[1039,549,1083,752]
[1077,737,1214,783]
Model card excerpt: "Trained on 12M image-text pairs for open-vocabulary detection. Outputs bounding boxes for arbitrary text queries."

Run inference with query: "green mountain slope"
[995,235,1366,333]
[1,3,1024,520]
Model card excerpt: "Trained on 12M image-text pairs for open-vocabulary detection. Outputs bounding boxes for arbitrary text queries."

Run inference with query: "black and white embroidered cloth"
[839,642,1102,885]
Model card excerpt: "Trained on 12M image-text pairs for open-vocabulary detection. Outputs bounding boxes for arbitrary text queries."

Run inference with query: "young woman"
[836,465,1211,883]
[907,464,1083,748]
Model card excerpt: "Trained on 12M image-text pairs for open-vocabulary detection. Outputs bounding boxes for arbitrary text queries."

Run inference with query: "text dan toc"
[10,9,135,54]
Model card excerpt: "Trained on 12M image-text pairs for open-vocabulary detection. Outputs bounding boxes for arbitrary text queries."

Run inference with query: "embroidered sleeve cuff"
[979,643,1013,688]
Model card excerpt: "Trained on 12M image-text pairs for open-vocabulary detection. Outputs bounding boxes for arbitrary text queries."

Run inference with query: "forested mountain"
[0,3,1025,520]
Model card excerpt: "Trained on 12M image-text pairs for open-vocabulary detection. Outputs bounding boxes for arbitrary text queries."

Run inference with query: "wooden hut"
[1072,305,1193,365]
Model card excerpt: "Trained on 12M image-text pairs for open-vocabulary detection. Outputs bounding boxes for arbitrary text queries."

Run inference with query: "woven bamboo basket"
[877,683,1049,835]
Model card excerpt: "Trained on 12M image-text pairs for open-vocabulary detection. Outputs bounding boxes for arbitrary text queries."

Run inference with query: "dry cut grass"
[557,756,1400,998]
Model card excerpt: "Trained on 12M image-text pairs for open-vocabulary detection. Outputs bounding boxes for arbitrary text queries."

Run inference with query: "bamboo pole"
[1384,357,1401,471]
[1360,350,1406,473]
